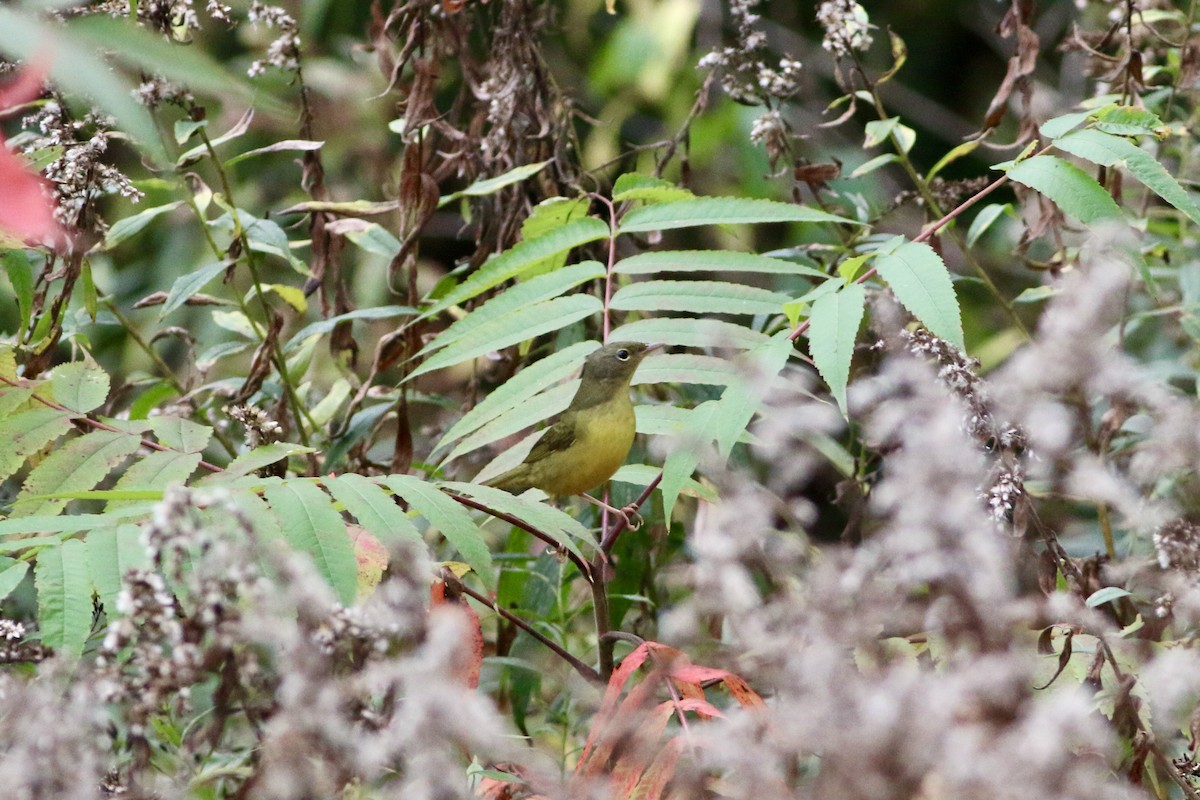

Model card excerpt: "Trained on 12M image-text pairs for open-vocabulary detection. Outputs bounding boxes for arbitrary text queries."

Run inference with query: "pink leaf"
[0,61,63,247]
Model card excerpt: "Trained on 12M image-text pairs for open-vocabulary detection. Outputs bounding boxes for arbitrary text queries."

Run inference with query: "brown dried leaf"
[135,291,227,309]
[231,311,283,403]
[1127,50,1144,86]
[1181,36,1200,90]
[133,291,167,308]
[980,1,1040,135]
[794,161,841,191]
[1036,549,1058,595]
[1033,628,1073,690]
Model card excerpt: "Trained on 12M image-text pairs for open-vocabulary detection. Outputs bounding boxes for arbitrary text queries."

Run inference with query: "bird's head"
[580,341,664,383]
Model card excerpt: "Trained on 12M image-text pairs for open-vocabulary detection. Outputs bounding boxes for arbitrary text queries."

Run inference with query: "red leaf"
[349,524,388,598]
[632,738,685,800]
[673,696,724,718]
[721,673,764,707]
[668,664,728,685]
[0,146,59,244]
[578,642,654,767]
[608,701,678,795]
[0,59,47,110]
[0,61,63,247]
[429,580,484,689]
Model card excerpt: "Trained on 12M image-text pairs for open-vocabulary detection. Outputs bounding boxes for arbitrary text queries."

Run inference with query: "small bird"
[485,341,663,528]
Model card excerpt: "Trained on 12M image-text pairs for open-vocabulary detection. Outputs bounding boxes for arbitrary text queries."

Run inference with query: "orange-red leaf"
[350,524,389,599]
[632,738,685,800]
[429,580,484,689]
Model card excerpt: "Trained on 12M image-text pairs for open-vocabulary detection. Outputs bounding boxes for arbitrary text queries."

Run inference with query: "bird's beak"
[644,342,666,354]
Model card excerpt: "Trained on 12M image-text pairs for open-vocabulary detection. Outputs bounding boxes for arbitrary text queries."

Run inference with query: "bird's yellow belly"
[539,403,635,496]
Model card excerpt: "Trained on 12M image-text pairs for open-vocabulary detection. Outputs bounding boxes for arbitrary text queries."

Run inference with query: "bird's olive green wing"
[523,413,578,465]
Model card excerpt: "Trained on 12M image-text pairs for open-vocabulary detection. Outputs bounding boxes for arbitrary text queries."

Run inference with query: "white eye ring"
[616,349,630,361]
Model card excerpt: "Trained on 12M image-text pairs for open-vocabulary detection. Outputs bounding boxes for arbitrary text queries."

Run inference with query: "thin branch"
[100,296,240,459]
[788,146,1051,343]
[197,126,316,450]
[444,490,594,582]
[588,191,619,342]
[1095,635,1200,800]
[601,471,662,552]
[443,571,601,684]
[591,471,664,681]
[591,572,614,681]
[0,374,223,473]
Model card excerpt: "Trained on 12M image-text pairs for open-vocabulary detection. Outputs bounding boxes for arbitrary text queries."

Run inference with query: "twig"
[443,571,601,684]
[444,490,594,582]
[1096,636,1200,800]
[0,374,223,473]
[197,126,316,450]
[601,471,663,552]
[592,471,664,680]
[788,146,1050,343]
[588,192,619,342]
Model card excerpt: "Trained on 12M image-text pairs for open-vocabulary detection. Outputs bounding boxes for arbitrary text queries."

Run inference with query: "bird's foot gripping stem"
[583,492,644,531]
[617,504,643,530]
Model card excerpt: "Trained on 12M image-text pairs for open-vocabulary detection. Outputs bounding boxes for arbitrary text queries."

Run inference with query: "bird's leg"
[582,492,643,530]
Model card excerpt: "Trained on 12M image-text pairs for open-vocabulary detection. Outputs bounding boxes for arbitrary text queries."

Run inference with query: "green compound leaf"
[442,481,596,561]
[382,475,494,587]
[1086,586,1132,607]
[324,474,424,549]
[263,480,358,605]
[212,443,315,481]
[160,261,228,321]
[609,318,769,351]
[49,361,110,413]
[0,560,29,605]
[105,450,202,512]
[0,508,145,540]
[873,240,964,348]
[441,381,576,466]
[421,262,604,356]
[614,250,827,278]
[437,160,552,207]
[1053,129,1200,225]
[1006,154,1122,224]
[0,407,76,484]
[618,197,854,233]
[612,173,696,203]
[432,341,598,457]
[658,401,720,525]
[12,429,143,518]
[86,525,149,616]
[808,282,866,415]
[147,416,213,454]
[284,305,417,354]
[103,201,184,250]
[966,203,1012,248]
[633,353,740,387]
[34,538,92,660]
[708,331,794,456]
[1091,105,1164,137]
[426,218,610,316]
[410,294,602,379]
[611,280,790,316]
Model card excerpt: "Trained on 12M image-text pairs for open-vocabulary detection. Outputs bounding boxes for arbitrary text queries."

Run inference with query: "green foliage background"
[2,0,1200,797]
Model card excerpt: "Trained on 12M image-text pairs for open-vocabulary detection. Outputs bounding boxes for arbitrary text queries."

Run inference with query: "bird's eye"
[616,348,630,361]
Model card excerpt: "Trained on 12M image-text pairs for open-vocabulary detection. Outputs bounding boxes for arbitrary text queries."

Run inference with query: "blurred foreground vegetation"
[2,0,1200,798]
